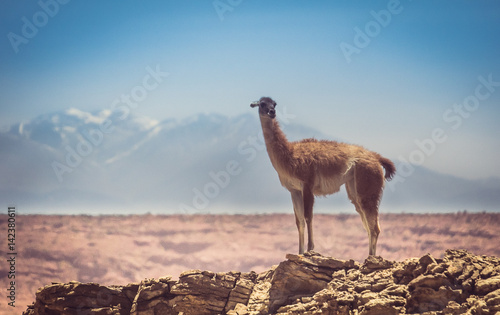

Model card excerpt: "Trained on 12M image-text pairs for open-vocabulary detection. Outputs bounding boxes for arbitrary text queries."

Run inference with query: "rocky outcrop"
[24,250,500,315]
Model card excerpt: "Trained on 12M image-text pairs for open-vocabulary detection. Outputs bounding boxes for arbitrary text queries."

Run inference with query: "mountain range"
[1,108,499,214]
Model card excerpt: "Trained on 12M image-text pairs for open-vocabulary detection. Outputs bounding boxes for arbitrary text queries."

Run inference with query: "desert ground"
[1,212,500,312]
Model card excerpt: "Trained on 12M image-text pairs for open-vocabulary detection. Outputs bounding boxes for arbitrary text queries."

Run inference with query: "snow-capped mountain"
[1,108,499,214]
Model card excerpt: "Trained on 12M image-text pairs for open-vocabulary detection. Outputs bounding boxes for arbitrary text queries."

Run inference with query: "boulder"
[23,250,500,315]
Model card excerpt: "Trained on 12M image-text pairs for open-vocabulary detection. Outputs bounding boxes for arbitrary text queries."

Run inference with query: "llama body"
[251,97,395,255]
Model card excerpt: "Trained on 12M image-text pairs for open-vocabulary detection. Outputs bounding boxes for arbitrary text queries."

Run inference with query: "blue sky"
[1,0,500,180]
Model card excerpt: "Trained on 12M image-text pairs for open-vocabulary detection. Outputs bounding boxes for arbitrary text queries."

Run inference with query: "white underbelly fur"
[279,171,350,196]
[312,173,346,196]
[279,160,356,196]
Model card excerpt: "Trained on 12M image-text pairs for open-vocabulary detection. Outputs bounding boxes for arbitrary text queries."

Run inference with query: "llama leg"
[351,198,378,256]
[352,204,373,255]
[347,163,384,256]
[355,207,379,256]
[290,189,305,254]
[346,175,372,255]
[360,199,381,256]
[346,176,363,224]
[303,185,315,252]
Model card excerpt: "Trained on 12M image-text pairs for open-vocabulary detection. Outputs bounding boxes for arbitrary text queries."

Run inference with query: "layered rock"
[24,250,500,315]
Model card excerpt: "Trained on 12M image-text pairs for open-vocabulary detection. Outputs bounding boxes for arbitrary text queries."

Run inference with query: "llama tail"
[379,156,396,181]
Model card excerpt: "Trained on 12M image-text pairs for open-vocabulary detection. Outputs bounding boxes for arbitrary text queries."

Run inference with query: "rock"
[408,274,451,291]
[467,295,490,314]
[442,300,468,314]
[268,253,356,312]
[485,288,500,312]
[360,255,394,274]
[286,251,358,270]
[23,250,500,315]
[412,253,438,277]
[359,296,402,315]
[446,259,466,278]
[481,265,495,278]
[168,270,240,314]
[225,274,257,313]
[476,275,500,295]
[130,277,172,315]
[393,258,418,284]
[24,281,134,315]
[407,286,462,313]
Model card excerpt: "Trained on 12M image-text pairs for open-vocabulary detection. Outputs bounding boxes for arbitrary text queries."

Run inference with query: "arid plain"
[2,212,500,311]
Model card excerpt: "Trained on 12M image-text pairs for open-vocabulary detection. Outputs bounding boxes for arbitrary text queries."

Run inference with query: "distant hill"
[1,108,499,214]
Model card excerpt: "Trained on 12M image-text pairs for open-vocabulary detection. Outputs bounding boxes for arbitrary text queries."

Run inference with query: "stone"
[413,253,438,277]
[286,251,358,270]
[480,265,495,278]
[485,288,500,311]
[476,274,500,295]
[407,285,462,313]
[24,282,134,315]
[442,301,467,315]
[225,277,256,312]
[267,259,331,312]
[130,277,171,315]
[361,255,394,274]
[408,274,451,291]
[359,298,401,315]
[446,259,466,278]
[382,284,408,298]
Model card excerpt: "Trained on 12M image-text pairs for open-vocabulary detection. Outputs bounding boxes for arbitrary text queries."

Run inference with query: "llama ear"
[250,101,260,108]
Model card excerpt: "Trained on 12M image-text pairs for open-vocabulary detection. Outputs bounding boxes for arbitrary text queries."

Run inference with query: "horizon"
[0,210,488,217]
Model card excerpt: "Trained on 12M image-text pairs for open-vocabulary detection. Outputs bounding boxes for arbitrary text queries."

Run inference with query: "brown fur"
[251,97,396,256]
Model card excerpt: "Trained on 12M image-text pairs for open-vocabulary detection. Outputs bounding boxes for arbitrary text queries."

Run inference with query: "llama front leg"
[290,189,305,254]
[303,185,315,252]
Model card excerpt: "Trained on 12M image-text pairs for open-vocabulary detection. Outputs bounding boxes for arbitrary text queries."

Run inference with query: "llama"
[251,97,396,256]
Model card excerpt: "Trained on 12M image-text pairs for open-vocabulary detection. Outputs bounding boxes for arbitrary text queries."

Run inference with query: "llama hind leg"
[290,189,305,254]
[348,163,384,256]
[351,198,380,256]
[360,199,381,256]
[346,178,379,256]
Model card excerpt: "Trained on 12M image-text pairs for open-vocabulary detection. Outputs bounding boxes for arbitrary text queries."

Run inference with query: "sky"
[1,0,500,180]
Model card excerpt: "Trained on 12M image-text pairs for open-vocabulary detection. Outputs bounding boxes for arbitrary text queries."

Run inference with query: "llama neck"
[260,117,293,173]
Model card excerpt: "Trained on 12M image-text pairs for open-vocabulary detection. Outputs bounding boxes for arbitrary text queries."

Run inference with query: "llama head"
[250,97,277,119]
